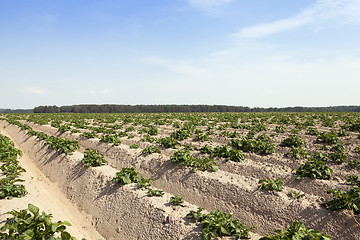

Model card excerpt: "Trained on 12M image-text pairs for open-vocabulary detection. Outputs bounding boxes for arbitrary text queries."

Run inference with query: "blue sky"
[1,0,360,109]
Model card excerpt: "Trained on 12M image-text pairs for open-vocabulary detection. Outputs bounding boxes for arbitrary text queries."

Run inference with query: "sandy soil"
[22,121,360,239]
[0,122,209,240]
[1,115,360,239]
[0,128,104,240]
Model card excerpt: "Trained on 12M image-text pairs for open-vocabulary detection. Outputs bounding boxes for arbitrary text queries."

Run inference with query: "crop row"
[0,116,360,238]
[4,113,360,181]
[2,120,339,239]
[0,132,26,199]
[5,113,359,195]
[10,112,360,160]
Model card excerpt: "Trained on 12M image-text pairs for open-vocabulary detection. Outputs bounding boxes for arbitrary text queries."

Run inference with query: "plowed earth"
[1,112,359,239]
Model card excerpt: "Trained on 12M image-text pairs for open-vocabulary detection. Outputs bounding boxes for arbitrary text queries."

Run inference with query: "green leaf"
[123,176,131,184]
[220,226,230,235]
[20,229,34,240]
[51,223,58,232]
[28,204,39,216]
[61,221,72,226]
[61,231,72,240]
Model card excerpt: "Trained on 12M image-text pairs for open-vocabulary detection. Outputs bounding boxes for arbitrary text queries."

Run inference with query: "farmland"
[1,112,360,239]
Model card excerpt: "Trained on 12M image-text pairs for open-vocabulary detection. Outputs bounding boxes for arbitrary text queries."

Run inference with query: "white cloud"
[136,54,360,107]
[236,0,360,38]
[237,16,311,38]
[22,87,47,94]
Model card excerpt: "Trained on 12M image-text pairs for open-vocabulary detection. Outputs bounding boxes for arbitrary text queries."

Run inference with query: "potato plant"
[141,125,159,136]
[211,145,245,162]
[147,189,164,197]
[0,162,25,176]
[294,158,333,180]
[259,221,332,240]
[157,137,181,149]
[140,134,155,143]
[129,143,139,149]
[170,149,193,166]
[343,122,360,132]
[169,195,184,206]
[349,159,360,169]
[337,129,349,137]
[230,134,275,156]
[170,129,192,140]
[0,134,27,199]
[136,175,153,189]
[328,145,348,164]
[285,146,310,160]
[141,145,161,156]
[28,130,48,140]
[81,148,107,167]
[112,167,153,189]
[323,187,360,214]
[194,133,211,142]
[312,152,329,162]
[0,204,83,240]
[290,127,301,134]
[316,131,340,145]
[355,146,360,154]
[191,157,218,172]
[80,131,98,139]
[307,127,319,136]
[258,178,284,192]
[288,190,305,199]
[187,208,255,240]
[173,121,181,128]
[49,137,79,154]
[51,120,62,128]
[100,134,122,146]
[280,134,305,148]
[0,177,27,199]
[275,125,286,133]
[170,149,218,172]
[58,124,71,133]
[125,126,135,132]
[112,167,139,187]
[346,174,360,187]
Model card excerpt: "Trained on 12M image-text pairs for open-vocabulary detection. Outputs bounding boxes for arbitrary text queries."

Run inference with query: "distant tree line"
[0,109,33,113]
[32,104,360,113]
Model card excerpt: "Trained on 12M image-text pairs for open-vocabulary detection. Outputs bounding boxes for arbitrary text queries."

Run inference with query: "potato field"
[1,112,360,239]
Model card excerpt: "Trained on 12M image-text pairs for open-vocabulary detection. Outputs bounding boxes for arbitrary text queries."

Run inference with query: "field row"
[1,112,360,239]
